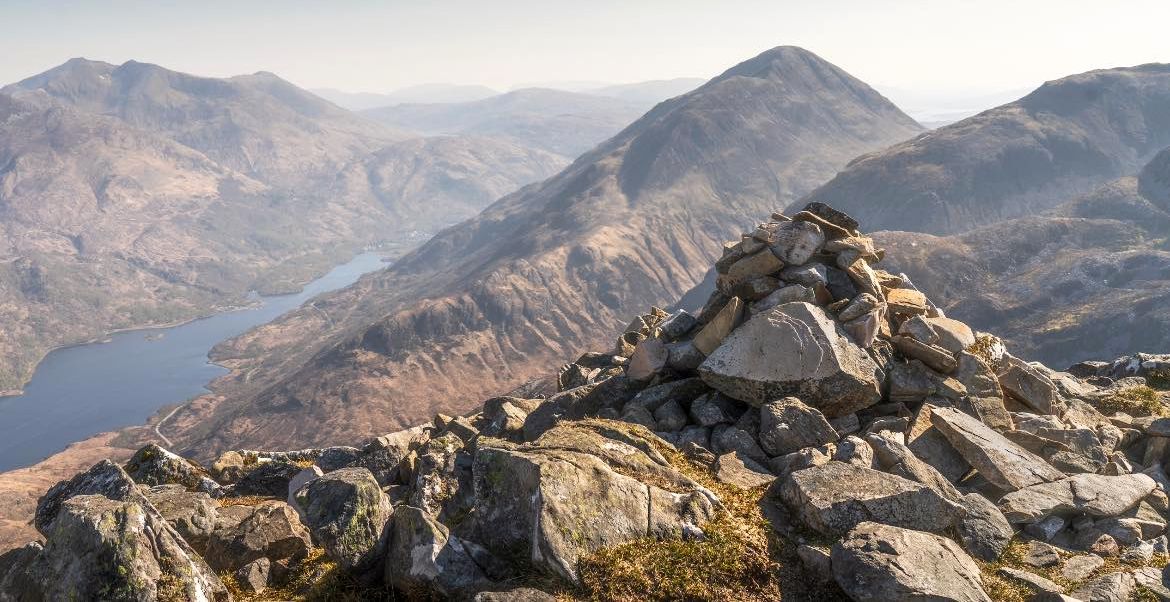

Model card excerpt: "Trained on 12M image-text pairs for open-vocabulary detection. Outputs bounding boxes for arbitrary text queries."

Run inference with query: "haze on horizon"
[4,0,1169,114]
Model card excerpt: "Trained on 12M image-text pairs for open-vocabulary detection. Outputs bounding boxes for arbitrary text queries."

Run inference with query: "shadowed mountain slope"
[797,63,1170,234]
[876,146,1170,368]
[161,46,925,456]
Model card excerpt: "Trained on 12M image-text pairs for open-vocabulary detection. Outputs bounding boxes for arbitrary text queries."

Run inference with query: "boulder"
[865,433,962,501]
[385,505,494,598]
[906,403,972,482]
[470,420,718,582]
[659,310,698,339]
[124,443,219,493]
[777,461,964,536]
[999,356,1063,414]
[1061,554,1105,582]
[953,352,1013,431]
[954,493,1013,562]
[143,484,219,555]
[229,459,306,497]
[831,522,991,602]
[929,406,1064,491]
[235,557,271,594]
[893,335,958,374]
[34,459,142,533]
[757,397,838,457]
[296,467,393,572]
[998,473,1157,524]
[652,399,688,431]
[886,288,930,316]
[699,303,882,416]
[32,494,229,601]
[688,392,738,426]
[923,316,976,353]
[206,500,312,572]
[407,432,468,518]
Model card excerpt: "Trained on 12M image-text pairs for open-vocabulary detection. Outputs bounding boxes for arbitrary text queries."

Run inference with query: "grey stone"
[666,340,706,371]
[769,220,824,265]
[833,435,874,467]
[659,310,698,339]
[894,335,958,373]
[652,399,688,432]
[699,303,883,417]
[757,397,838,457]
[206,500,312,572]
[627,377,707,413]
[1070,571,1135,602]
[124,443,219,493]
[143,484,219,555]
[749,284,815,315]
[1023,540,1062,568]
[296,467,393,572]
[796,544,834,584]
[779,263,827,287]
[474,588,557,602]
[832,522,991,602]
[287,465,324,517]
[713,452,775,488]
[687,392,737,426]
[866,433,963,501]
[930,406,1064,491]
[626,337,668,382]
[955,493,1013,562]
[997,567,1064,596]
[777,461,964,536]
[998,473,1157,523]
[1000,356,1064,414]
[384,505,493,598]
[1025,515,1068,541]
[1061,554,1105,581]
[235,557,271,594]
[712,425,767,463]
[34,459,142,533]
[692,296,744,355]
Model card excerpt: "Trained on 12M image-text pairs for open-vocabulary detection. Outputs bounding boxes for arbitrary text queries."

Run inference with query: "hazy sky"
[3,0,1168,109]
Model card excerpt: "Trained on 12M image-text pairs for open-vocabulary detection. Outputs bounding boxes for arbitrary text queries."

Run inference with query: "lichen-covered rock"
[206,500,312,572]
[228,459,307,498]
[469,420,718,582]
[954,493,1013,562]
[143,484,219,555]
[699,303,882,416]
[832,522,991,602]
[359,424,432,485]
[777,461,964,537]
[234,557,271,594]
[31,494,229,601]
[34,459,141,533]
[124,443,219,493]
[384,505,493,599]
[296,467,392,572]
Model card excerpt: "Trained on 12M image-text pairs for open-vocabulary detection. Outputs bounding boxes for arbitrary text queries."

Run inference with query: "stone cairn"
[5,202,1170,601]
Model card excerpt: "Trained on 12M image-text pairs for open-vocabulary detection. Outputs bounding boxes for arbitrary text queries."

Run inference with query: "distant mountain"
[312,83,500,110]
[0,61,568,394]
[877,146,1170,368]
[797,63,1170,234]
[3,58,404,188]
[162,46,924,456]
[361,88,647,157]
[587,78,708,103]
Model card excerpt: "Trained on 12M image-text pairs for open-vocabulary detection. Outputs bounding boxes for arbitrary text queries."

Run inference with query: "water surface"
[0,252,387,471]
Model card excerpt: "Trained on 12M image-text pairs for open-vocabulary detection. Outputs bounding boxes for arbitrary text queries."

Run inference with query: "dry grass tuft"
[576,442,783,601]
[1098,385,1165,416]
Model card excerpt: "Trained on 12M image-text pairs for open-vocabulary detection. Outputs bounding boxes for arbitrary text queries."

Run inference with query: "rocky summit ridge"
[4,203,1170,601]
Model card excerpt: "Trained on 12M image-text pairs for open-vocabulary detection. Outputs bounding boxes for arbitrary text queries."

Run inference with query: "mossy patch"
[1098,385,1166,416]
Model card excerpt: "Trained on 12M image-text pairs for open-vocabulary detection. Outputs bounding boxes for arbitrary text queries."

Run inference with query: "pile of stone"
[4,203,1170,601]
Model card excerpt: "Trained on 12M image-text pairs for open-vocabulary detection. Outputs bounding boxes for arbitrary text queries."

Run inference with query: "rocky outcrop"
[8,203,1170,600]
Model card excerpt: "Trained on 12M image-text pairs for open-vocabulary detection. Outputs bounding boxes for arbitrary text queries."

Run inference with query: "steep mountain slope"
[361,88,647,157]
[796,63,1170,234]
[0,67,565,393]
[3,58,403,188]
[162,46,924,457]
[876,146,1170,368]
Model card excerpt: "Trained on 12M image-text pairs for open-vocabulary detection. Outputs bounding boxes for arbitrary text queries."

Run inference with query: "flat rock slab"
[930,406,1064,491]
[777,461,963,537]
[998,473,1157,524]
[832,521,991,602]
[699,302,882,416]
